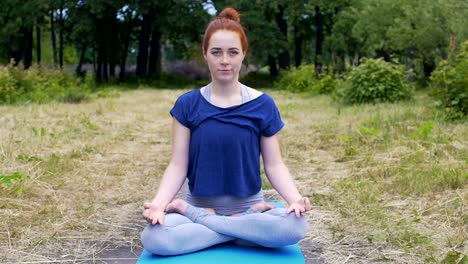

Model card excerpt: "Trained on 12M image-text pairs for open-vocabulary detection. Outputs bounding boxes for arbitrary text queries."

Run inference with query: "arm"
[143,118,190,224]
[261,134,311,217]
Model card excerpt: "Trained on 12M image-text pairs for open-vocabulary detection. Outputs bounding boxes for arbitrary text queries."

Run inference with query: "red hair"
[202,7,248,54]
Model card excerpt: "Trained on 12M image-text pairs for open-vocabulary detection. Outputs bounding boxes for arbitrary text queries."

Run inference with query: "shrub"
[313,67,340,94]
[430,41,468,120]
[274,65,316,92]
[0,66,21,103]
[340,58,413,104]
[0,65,92,104]
[240,72,276,88]
[274,65,341,94]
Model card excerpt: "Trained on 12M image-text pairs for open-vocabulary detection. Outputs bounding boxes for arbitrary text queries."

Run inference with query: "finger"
[305,198,311,211]
[143,210,149,218]
[144,202,152,209]
[287,206,294,214]
[295,208,301,218]
[159,216,165,225]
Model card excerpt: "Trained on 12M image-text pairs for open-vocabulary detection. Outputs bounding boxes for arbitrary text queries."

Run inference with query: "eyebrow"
[210,47,240,51]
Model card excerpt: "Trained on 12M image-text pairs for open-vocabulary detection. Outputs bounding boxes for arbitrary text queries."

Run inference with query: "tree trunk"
[76,43,87,77]
[96,60,103,82]
[23,26,33,69]
[294,25,303,67]
[406,48,415,82]
[148,25,162,79]
[119,28,132,82]
[103,60,109,81]
[268,54,278,77]
[314,5,324,73]
[353,52,359,66]
[59,0,64,68]
[275,5,290,70]
[50,11,57,67]
[136,8,155,78]
[108,16,118,78]
[36,24,41,65]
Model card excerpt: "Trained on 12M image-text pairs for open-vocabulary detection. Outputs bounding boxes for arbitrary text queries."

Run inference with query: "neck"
[210,80,241,98]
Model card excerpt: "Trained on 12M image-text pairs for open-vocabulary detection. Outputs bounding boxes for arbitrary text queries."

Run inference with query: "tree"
[0,0,48,68]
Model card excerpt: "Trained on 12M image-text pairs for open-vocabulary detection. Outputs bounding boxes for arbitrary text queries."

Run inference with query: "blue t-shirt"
[170,88,284,197]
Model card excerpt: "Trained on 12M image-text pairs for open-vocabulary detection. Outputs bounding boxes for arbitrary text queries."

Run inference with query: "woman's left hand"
[287,197,311,217]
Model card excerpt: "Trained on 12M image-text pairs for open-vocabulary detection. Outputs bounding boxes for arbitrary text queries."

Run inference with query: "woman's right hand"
[143,202,166,225]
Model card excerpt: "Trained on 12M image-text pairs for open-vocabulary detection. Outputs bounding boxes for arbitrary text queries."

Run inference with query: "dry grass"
[0,88,466,263]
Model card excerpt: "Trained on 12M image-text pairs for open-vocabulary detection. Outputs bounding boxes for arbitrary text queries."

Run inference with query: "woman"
[141,7,311,256]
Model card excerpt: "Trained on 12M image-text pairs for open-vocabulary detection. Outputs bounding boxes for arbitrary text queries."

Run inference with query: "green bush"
[274,65,316,92]
[430,41,468,120]
[0,66,21,103]
[340,58,413,104]
[240,72,276,88]
[0,65,91,104]
[314,68,340,94]
[274,65,340,94]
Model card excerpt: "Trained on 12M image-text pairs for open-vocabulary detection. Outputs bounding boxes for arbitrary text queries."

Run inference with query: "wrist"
[287,194,303,205]
[151,199,167,209]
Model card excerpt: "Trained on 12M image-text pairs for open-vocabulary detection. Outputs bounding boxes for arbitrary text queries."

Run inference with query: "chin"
[214,76,236,83]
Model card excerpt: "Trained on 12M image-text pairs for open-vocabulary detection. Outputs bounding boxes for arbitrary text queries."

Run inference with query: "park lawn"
[0,88,466,263]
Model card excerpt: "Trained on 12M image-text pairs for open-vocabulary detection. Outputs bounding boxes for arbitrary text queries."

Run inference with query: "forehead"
[208,30,242,49]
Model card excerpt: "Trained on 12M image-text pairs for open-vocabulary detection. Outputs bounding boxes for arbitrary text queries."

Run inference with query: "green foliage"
[441,251,467,264]
[0,66,21,103]
[314,67,340,94]
[0,172,28,194]
[274,65,341,94]
[240,72,276,88]
[0,65,92,104]
[340,58,413,104]
[274,65,315,92]
[430,41,468,120]
[63,46,79,65]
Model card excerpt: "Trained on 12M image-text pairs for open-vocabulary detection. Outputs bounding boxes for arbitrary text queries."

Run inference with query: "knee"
[287,214,308,242]
[274,213,308,246]
[140,224,178,256]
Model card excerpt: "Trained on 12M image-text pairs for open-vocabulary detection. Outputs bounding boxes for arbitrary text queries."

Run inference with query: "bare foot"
[252,202,276,213]
[166,199,215,215]
[166,199,188,214]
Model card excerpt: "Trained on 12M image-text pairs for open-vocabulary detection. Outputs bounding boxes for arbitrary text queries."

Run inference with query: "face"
[204,30,245,83]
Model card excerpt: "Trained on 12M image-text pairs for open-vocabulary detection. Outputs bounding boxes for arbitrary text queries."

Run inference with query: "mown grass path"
[1,89,466,263]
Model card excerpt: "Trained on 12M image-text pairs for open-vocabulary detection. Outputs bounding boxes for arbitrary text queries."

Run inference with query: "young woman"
[141,7,311,256]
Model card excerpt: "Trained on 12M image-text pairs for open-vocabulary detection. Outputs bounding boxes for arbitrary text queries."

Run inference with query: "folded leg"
[141,213,234,256]
[185,206,308,248]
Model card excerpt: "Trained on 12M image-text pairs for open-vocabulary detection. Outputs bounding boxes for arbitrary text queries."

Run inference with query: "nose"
[221,53,229,64]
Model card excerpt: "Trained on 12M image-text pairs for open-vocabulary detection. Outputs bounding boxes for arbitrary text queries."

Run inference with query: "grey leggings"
[140,204,308,256]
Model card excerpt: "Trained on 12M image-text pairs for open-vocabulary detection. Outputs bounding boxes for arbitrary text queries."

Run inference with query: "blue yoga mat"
[137,202,305,264]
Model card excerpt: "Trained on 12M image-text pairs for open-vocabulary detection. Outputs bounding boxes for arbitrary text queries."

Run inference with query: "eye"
[211,50,221,56]
[229,50,239,56]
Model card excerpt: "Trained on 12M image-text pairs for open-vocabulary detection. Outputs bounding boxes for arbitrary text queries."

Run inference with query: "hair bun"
[219,7,240,23]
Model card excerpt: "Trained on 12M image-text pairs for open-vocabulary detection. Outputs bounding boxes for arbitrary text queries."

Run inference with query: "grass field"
[0,88,466,263]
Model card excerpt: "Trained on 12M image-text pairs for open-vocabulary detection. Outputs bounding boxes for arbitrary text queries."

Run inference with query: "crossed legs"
[140,199,308,256]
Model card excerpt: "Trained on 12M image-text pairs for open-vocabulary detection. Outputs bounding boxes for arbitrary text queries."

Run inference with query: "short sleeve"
[170,94,190,127]
[261,95,284,137]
